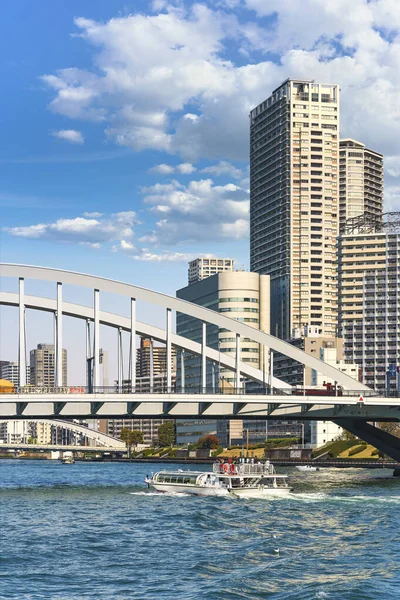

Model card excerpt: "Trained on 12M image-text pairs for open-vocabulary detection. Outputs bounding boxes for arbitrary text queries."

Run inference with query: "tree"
[198,434,220,449]
[120,428,144,457]
[158,422,175,447]
[378,422,400,438]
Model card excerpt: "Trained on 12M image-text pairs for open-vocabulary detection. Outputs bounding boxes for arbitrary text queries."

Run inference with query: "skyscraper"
[30,344,67,386]
[339,139,383,231]
[250,78,340,340]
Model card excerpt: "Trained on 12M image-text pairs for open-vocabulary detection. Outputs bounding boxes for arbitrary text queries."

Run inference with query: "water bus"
[145,462,292,498]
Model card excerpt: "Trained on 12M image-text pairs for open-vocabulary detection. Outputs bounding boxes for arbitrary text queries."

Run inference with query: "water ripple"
[1,461,399,599]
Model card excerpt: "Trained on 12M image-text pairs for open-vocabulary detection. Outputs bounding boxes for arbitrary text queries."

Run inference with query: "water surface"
[1,460,399,599]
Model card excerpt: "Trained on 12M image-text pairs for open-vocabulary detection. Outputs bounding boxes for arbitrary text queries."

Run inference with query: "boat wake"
[291,492,400,504]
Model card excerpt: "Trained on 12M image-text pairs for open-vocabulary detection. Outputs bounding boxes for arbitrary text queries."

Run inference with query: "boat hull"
[150,483,229,496]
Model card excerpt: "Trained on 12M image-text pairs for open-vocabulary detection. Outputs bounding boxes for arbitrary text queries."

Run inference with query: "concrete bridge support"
[335,419,400,462]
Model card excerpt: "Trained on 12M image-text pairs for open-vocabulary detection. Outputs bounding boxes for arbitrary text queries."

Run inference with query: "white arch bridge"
[1,264,400,461]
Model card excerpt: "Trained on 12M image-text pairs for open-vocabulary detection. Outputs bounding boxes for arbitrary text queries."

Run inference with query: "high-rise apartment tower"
[250,79,340,340]
[339,139,383,232]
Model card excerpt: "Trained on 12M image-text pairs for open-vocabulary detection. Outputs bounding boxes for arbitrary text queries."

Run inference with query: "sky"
[0,0,400,379]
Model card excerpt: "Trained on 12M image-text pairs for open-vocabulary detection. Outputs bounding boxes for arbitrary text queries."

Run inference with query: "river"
[1,460,399,599]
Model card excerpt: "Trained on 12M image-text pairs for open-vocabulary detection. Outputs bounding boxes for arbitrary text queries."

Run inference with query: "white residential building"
[250,78,339,340]
[188,257,234,286]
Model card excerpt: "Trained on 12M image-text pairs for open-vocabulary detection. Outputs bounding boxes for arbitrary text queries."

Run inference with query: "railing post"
[130,298,136,393]
[93,289,100,389]
[149,338,154,393]
[86,319,91,391]
[180,349,185,393]
[18,278,26,387]
[166,308,172,392]
[56,282,63,388]
[117,327,122,393]
[235,333,240,392]
[201,322,207,392]
[269,350,274,394]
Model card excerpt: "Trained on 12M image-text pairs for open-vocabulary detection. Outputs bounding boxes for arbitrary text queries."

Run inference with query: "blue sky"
[1,0,400,377]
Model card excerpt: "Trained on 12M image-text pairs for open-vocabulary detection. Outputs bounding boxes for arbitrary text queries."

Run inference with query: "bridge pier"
[393,469,400,477]
[335,419,400,462]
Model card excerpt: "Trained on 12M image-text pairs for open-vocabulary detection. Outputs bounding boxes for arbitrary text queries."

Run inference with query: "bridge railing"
[0,385,385,397]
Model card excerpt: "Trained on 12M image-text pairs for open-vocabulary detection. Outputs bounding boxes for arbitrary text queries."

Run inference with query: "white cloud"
[141,177,249,244]
[201,161,243,179]
[41,2,400,208]
[149,163,175,174]
[149,162,196,174]
[5,212,138,246]
[177,162,196,174]
[131,251,210,262]
[42,0,400,211]
[52,129,84,144]
[83,211,103,217]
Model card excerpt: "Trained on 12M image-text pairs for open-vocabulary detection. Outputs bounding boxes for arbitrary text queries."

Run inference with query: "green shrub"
[313,439,359,458]
[348,444,367,457]
[211,446,224,457]
[371,448,379,456]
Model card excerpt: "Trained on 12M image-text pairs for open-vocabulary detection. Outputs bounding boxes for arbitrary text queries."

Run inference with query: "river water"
[0,460,399,600]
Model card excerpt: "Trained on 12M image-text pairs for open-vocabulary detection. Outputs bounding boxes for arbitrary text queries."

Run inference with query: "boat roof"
[154,470,288,478]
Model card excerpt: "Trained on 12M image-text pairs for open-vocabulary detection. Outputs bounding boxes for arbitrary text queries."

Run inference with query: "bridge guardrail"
[0,385,387,397]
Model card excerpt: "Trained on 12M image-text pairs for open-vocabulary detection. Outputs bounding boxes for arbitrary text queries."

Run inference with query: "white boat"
[296,465,320,472]
[145,462,292,498]
[60,456,75,464]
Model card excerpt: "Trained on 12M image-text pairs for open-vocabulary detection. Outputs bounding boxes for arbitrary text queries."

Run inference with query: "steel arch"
[0,263,369,390]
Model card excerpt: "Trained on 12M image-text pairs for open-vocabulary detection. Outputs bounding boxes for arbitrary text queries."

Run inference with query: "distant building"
[339,139,383,232]
[273,327,344,387]
[106,418,173,446]
[309,346,359,447]
[0,361,30,386]
[30,344,67,387]
[188,257,234,286]
[136,337,176,380]
[109,337,176,445]
[274,329,359,446]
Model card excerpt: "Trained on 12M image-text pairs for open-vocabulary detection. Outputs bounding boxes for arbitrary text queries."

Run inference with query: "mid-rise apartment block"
[250,78,339,340]
[338,214,400,392]
[339,139,383,231]
[30,344,67,386]
[176,270,270,445]
[188,257,234,286]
